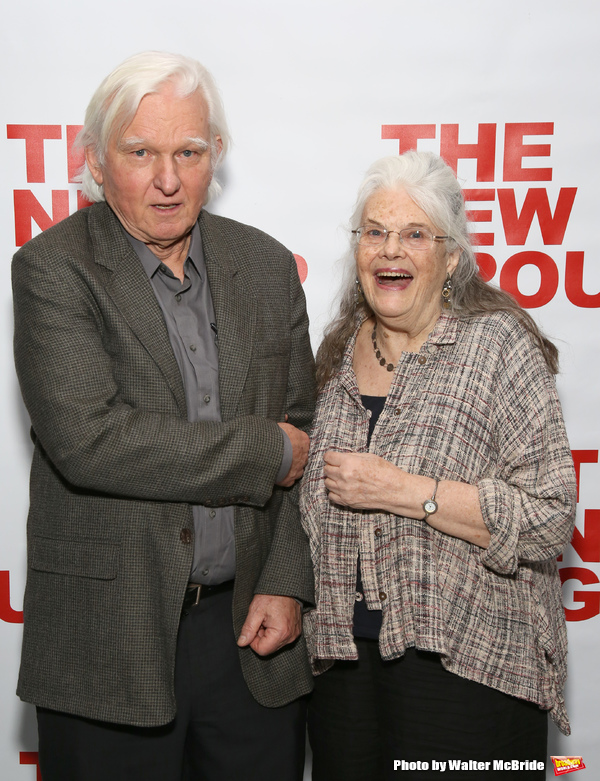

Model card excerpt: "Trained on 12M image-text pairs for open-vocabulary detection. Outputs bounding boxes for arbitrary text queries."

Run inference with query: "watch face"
[423,499,438,515]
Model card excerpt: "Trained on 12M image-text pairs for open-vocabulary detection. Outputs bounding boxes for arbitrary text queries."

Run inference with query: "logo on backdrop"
[7,124,92,247]
[19,752,41,780]
[381,123,596,309]
[560,451,600,622]
[0,571,23,623]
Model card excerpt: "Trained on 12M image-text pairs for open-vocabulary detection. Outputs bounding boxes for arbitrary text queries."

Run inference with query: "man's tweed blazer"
[12,202,316,727]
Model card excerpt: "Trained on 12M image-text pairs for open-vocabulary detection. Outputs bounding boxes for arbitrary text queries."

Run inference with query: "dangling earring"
[442,273,452,310]
[355,277,364,304]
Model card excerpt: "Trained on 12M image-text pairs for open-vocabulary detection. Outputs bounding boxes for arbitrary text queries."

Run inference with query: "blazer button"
[375,528,383,537]
[180,529,192,544]
[379,591,387,601]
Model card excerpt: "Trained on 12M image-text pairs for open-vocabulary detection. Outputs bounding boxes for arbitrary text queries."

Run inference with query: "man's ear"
[213,135,223,163]
[85,146,104,185]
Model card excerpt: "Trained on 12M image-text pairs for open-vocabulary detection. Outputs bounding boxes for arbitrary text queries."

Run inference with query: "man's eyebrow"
[183,136,211,150]
[118,137,146,151]
[118,136,211,151]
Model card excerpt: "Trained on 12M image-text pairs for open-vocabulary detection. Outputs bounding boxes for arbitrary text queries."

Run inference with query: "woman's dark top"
[353,395,386,639]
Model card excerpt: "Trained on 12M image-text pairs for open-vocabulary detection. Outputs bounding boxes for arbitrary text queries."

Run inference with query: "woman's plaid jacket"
[300,310,576,734]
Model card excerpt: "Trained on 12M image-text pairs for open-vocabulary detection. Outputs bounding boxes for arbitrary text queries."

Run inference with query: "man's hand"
[237,595,301,656]
[276,421,309,487]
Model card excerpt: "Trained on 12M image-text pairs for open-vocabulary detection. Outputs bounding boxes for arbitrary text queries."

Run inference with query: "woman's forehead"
[362,188,433,227]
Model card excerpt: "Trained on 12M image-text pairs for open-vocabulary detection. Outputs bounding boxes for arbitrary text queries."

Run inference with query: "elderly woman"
[300,151,576,780]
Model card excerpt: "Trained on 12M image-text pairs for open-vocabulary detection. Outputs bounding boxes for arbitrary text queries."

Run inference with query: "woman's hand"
[323,450,405,511]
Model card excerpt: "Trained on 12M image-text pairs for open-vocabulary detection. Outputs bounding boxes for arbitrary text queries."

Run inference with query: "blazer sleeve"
[12,235,285,509]
[253,254,316,605]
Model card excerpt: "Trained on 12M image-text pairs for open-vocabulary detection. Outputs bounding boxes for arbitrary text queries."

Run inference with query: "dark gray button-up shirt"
[126,223,290,584]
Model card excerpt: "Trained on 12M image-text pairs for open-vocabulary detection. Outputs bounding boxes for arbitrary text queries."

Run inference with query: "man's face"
[86,82,221,261]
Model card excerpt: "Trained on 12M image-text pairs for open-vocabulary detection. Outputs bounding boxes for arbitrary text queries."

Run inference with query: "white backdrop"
[1,1,598,778]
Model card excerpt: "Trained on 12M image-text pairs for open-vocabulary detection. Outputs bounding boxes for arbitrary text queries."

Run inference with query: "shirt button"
[203,395,211,404]
[180,529,192,544]
[375,528,383,537]
[202,568,209,577]
[418,355,427,365]
[379,591,387,601]
[189,344,197,352]
[209,510,216,518]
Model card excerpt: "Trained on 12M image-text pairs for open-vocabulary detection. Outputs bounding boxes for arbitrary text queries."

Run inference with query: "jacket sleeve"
[253,255,316,605]
[12,238,284,509]
[477,321,576,575]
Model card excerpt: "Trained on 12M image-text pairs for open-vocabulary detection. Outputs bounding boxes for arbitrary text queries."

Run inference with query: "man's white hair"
[76,51,231,204]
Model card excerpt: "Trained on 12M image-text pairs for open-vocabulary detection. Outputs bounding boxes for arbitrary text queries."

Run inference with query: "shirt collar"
[123,222,206,281]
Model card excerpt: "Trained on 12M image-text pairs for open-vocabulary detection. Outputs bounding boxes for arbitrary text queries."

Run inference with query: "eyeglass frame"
[352,225,450,250]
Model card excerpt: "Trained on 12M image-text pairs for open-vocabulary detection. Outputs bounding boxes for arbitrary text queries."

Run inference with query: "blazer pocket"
[30,536,120,580]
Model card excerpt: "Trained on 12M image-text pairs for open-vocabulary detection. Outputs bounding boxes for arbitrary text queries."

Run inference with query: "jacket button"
[418,355,427,365]
[180,529,192,544]
[375,528,383,537]
[379,591,387,601]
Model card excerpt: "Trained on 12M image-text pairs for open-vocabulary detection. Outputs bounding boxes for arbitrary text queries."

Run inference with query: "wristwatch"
[422,478,440,520]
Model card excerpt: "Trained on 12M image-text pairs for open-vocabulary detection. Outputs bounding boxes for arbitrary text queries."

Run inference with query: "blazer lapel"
[199,211,256,421]
[87,204,187,416]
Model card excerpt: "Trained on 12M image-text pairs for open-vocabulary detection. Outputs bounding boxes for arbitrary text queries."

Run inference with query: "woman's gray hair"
[76,51,231,203]
[316,150,558,390]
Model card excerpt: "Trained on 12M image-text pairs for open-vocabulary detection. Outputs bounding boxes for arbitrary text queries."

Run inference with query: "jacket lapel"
[87,204,187,416]
[199,211,256,421]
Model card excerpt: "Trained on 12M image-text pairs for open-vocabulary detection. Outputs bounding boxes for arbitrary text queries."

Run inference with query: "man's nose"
[153,157,181,195]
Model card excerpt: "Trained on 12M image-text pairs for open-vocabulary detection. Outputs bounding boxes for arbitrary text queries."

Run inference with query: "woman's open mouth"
[374,270,412,288]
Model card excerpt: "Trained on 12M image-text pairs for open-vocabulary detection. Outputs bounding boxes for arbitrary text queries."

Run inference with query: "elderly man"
[12,52,315,781]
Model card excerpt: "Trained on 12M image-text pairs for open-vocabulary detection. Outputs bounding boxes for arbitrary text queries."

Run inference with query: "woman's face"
[356,188,459,335]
